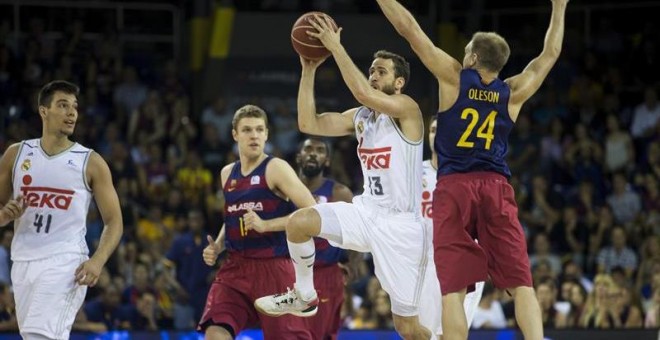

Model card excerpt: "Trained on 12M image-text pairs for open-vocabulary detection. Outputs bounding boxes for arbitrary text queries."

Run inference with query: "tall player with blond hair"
[377,0,569,339]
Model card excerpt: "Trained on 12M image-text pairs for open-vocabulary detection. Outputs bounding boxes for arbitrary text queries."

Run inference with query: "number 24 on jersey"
[456,108,497,150]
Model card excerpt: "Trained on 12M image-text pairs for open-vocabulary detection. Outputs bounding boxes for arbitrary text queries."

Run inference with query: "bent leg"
[287,207,322,299]
[287,207,322,242]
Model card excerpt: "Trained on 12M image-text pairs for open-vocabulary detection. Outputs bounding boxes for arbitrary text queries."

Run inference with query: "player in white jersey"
[0,80,123,340]
[420,118,485,334]
[255,15,434,339]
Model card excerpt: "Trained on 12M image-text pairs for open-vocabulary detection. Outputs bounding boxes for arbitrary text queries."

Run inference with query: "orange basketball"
[291,11,338,60]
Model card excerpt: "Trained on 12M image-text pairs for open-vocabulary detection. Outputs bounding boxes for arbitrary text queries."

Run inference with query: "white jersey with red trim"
[11,139,93,261]
[354,106,423,214]
[421,159,436,223]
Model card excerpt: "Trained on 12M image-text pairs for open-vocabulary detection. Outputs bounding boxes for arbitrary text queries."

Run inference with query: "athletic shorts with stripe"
[314,199,433,317]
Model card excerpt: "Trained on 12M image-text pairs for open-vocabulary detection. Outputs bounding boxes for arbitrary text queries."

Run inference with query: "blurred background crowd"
[0,0,658,334]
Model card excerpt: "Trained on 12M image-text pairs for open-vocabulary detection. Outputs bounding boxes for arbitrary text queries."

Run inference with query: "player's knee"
[288,208,320,237]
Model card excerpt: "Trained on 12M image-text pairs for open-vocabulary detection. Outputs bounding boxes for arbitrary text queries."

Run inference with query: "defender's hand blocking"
[0,196,27,226]
[306,14,343,53]
[203,235,223,266]
[243,209,268,233]
[75,258,103,287]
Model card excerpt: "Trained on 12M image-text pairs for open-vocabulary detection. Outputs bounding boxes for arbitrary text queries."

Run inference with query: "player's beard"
[302,164,323,177]
[381,82,396,95]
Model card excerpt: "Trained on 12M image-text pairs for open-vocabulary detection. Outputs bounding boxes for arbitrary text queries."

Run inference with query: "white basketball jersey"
[11,139,93,261]
[421,159,437,225]
[354,107,422,214]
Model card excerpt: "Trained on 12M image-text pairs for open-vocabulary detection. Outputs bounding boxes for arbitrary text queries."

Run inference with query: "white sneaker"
[254,287,319,317]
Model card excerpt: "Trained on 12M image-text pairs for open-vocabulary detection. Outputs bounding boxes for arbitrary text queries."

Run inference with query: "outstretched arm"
[307,15,419,120]
[376,0,461,85]
[298,57,356,137]
[505,0,568,120]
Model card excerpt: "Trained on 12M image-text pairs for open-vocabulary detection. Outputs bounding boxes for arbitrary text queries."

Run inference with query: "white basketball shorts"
[11,253,88,340]
[314,200,429,317]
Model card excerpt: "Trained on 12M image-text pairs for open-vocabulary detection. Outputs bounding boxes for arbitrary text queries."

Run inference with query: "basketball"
[291,11,338,60]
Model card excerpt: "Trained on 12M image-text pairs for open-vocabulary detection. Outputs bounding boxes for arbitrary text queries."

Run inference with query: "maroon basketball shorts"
[432,172,532,294]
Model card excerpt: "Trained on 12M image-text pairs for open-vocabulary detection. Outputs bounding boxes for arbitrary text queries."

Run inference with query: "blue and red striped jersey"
[435,69,514,178]
[223,156,293,258]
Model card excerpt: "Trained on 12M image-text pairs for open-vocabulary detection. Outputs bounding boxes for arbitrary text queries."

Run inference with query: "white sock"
[288,238,316,300]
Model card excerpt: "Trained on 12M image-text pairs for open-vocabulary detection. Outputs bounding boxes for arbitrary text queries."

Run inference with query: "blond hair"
[232,104,268,130]
[470,32,510,73]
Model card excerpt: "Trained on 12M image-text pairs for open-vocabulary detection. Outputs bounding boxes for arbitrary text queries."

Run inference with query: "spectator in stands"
[630,86,660,143]
[606,172,642,226]
[529,232,563,275]
[604,114,635,173]
[122,262,155,306]
[536,278,569,328]
[581,274,618,328]
[164,209,213,322]
[521,175,563,233]
[114,66,148,118]
[597,226,639,279]
[611,284,643,328]
[84,284,126,330]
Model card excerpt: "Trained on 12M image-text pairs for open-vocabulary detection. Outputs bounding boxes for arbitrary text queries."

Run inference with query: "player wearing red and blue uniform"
[378,0,568,338]
[296,138,355,340]
[199,105,315,340]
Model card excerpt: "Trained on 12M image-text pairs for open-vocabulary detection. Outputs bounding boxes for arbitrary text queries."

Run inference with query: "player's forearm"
[376,0,418,38]
[297,68,322,134]
[330,45,373,106]
[90,219,123,265]
[264,215,290,232]
[542,1,567,59]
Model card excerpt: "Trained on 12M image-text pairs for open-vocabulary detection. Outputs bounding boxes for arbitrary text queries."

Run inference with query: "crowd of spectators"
[0,1,658,334]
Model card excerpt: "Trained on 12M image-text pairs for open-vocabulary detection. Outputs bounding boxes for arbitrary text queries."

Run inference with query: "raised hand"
[305,14,343,53]
[203,235,223,266]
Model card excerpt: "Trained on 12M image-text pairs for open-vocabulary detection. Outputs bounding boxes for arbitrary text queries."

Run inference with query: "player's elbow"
[544,45,562,60]
[298,122,316,135]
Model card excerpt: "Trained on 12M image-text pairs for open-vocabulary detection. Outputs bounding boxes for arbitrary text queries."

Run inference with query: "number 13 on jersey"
[456,108,497,150]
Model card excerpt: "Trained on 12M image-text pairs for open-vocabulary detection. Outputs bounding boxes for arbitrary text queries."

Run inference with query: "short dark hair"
[373,50,410,89]
[470,32,510,73]
[38,80,80,107]
[232,104,268,130]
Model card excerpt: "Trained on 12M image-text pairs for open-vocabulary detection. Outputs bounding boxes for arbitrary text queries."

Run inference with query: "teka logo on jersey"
[227,201,264,213]
[20,186,75,210]
[358,146,392,170]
